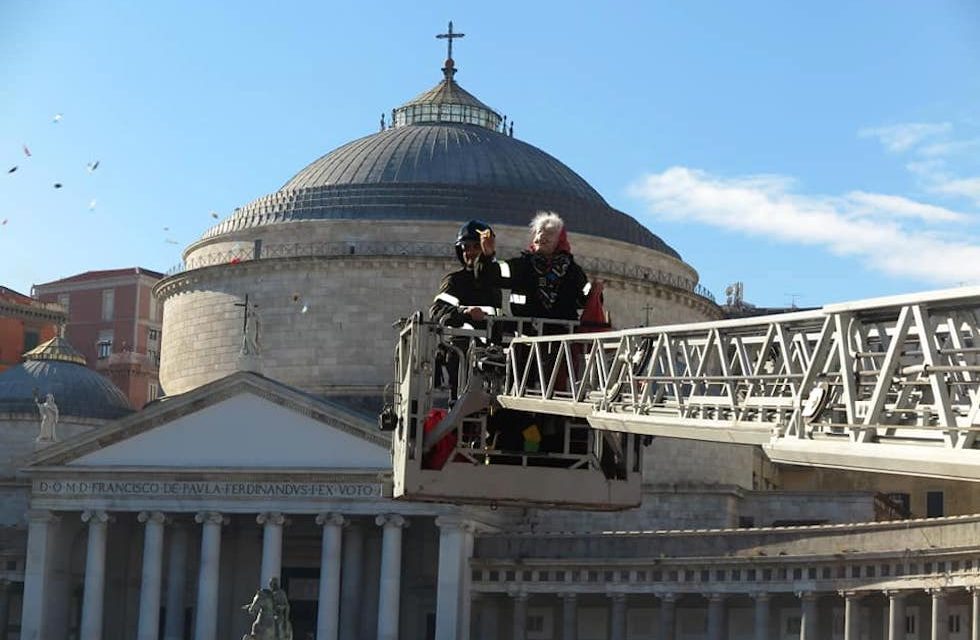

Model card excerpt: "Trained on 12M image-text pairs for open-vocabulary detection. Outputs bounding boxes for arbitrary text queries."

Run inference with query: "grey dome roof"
[0,339,133,420]
[204,123,680,258]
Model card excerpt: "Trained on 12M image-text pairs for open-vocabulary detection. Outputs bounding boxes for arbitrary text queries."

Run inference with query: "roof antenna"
[501,115,507,133]
[509,121,514,137]
[380,113,386,132]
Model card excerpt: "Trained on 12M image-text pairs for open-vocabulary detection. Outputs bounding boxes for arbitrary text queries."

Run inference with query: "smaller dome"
[0,337,133,420]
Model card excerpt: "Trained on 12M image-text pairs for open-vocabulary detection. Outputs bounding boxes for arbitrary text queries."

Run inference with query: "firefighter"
[429,219,501,327]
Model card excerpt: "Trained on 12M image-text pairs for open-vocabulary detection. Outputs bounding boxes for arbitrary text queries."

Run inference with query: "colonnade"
[497,587,980,640]
[18,509,415,640]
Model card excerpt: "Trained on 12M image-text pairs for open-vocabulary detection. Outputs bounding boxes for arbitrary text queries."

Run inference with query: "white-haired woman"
[480,211,590,325]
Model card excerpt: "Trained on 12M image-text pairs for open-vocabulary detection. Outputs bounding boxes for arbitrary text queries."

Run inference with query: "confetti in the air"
[229,256,242,265]
[292,293,302,303]
[210,211,219,219]
[86,160,100,173]
[7,166,16,174]
[301,304,309,314]
[53,183,63,189]
[52,114,63,123]
[1,219,7,226]
[88,199,97,211]
[22,145,31,157]
[164,238,179,245]
[163,226,170,231]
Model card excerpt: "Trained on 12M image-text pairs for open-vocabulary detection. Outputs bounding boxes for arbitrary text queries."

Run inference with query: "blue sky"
[2,1,978,309]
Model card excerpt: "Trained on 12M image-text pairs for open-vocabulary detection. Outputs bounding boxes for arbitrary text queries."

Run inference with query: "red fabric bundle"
[421,408,456,470]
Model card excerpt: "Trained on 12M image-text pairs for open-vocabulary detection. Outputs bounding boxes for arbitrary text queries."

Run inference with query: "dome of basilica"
[201,62,679,258]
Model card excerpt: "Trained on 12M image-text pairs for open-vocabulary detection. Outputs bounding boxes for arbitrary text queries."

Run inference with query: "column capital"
[256,512,286,526]
[194,511,228,526]
[927,587,948,598]
[25,508,59,524]
[752,591,771,602]
[838,589,863,600]
[509,588,528,601]
[138,510,167,525]
[560,592,578,602]
[796,590,818,601]
[608,592,627,602]
[81,509,111,524]
[435,515,476,533]
[966,585,980,595]
[882,589,908,599]
[375,513,408,529]
[704,592,726,603]
[660,592,677,603]
[316,512,348,527]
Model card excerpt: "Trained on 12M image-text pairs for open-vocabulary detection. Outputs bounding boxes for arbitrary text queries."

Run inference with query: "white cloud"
[933,176,980,204]
[844,191,967,222]
[629,166,980,284]
[858,122,951,153]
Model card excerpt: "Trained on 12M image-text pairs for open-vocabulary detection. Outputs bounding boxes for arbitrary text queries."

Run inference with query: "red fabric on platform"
[422,408,456,470]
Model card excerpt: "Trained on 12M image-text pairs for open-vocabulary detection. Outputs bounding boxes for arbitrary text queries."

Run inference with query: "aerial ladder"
[383,286,980,510]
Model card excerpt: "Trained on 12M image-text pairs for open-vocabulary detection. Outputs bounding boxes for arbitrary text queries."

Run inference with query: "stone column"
[753,592,770,640]
[0,579,11,640]
[799,591,818,640]
[968,586,980,640]
[460,526,475,638]
[163,523,189,640]
[435,516,471,640]
[930,589,948,640]
[512,590,528,640]
[315,513,346,640]
[561,592,577,640]
[376,514,408,640]
[193,511,226,640]
[338,520,364,640]
[256,512,286,586]
[841,591,862,640]
[610,593,627,640]
[476,594,499,640]
[136,511,167,640]
[707,593,725,640]
[20,510,59,640]
[659,593,677,640]
[885,590,907,640]
[79,510,110,640]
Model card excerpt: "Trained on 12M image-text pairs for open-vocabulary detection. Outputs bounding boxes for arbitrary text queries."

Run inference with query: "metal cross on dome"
[436,21,465,61]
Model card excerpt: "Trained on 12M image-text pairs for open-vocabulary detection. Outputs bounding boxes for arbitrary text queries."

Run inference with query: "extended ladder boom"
[497,286,980,481]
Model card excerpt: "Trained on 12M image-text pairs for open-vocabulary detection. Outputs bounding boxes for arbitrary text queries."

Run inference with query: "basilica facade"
[2,42,980,640]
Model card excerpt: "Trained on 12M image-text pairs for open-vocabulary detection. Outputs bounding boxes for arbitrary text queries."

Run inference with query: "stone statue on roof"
[34,391,59,443]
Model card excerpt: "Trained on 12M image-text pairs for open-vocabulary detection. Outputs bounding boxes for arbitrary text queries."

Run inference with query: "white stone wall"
[643,439,757,488]
[160,219,717,395]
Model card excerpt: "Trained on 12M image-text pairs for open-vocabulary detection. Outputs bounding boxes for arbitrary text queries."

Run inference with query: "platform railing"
[496,287,980,479]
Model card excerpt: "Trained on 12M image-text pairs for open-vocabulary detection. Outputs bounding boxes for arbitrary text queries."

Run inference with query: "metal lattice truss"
[497,287,980,480]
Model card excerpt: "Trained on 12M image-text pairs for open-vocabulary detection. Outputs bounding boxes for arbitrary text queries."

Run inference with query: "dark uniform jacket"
[479,251,589,322]
[429,262,503,327]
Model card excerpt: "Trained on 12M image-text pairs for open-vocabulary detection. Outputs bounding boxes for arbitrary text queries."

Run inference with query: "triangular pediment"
[27,372,390,471]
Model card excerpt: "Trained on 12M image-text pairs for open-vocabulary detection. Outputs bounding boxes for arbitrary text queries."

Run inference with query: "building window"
[23,330,40,353]
[949,614,961,633]
[526,608,553,640]
[906,613,916,633]
[101,289,115,320]
[58,293,70,314]
[148,328,159,342]
[97,341,112,359]
[148,349,160,365]
[926,491,945,518]
[147,382,159,401]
